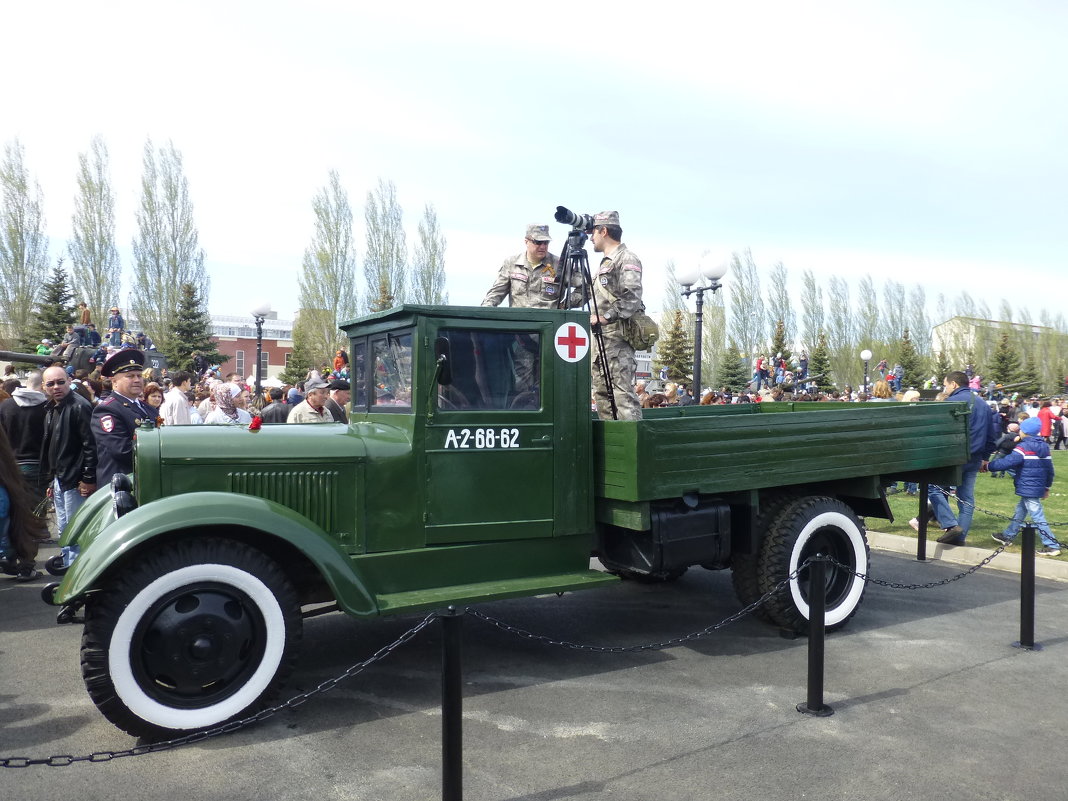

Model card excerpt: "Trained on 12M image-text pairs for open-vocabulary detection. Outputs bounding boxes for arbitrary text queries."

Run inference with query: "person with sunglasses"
[40,366,97,535]
[481,224,585,309]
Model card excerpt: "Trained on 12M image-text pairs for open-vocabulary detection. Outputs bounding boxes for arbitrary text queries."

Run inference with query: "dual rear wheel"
[732,496,869,634]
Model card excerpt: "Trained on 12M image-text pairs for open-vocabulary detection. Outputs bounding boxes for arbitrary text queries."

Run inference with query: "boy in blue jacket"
[990,416,1059,555]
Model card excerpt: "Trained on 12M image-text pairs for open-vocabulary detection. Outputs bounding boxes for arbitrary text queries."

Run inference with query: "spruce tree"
[807,331,834,392]
[22,259,75,351]
[1019,353,1041,397]
[934,351,952,384]
[167,282,225,372]
[279,322,319,385]
[988,333,1023,388]
[712,340,751,391]
[654,310,694,383]
[769,318,792,371]
[894,328,925,390]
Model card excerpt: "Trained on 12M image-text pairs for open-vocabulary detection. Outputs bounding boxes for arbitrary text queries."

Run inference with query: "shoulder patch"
[622,263,642,272]
[99,415,115,433]
[598,265,613,275]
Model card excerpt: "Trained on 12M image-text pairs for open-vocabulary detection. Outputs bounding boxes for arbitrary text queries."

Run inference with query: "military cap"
[591,210,620,228]
[525,224,551,242]
[100,349,146,378]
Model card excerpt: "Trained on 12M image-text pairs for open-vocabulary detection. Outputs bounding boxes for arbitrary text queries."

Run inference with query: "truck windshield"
[436,329,540,411]
[371,332,413,409]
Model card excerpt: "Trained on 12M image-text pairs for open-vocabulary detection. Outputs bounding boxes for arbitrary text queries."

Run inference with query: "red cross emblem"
[554,323,589,363]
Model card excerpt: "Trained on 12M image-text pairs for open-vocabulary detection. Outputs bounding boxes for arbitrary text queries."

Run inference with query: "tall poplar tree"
[800,269,824,352]
[130,140,207,352]
[363,178,407,312]
[727,249,763,361]
[0,139,48,347]
[296,170,357,358]
[69,135,120,326]
[409,203,447,305]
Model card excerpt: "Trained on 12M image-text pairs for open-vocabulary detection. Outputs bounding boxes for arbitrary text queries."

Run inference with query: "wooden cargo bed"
[594,401,969,502]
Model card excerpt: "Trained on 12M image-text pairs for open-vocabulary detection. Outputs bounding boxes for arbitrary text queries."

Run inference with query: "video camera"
[554,206,596,231]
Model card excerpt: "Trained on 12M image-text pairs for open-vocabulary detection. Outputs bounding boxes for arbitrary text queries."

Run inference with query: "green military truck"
[44,305,968,738]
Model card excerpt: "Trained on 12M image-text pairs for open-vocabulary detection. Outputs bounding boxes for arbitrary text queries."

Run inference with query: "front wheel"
[81,538,302,739]
[756,496,869,634]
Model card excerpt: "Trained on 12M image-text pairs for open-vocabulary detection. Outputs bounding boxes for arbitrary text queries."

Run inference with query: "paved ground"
[3,540,1068,801]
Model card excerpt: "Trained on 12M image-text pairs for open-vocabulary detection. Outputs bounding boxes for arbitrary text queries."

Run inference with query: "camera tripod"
[555,227,619,420]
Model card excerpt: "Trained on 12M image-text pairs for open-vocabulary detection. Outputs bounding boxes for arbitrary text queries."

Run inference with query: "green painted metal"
[594,401,969,502]
[54,492,379,615]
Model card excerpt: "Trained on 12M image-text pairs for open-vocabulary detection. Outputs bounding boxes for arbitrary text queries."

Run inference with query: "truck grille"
[228,470,339,532]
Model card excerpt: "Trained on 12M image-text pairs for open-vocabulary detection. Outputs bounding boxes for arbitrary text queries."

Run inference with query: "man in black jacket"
[259,388,290,424]
[40,365,97,533]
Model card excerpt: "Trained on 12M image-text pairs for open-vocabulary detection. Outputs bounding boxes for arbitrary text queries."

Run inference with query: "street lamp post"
[251,301,271,406]
[860,349,873,396]
[678,260,729,397]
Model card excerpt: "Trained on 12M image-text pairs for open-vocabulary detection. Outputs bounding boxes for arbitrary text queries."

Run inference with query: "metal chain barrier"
[0,612,438,768]
[466,567,801,653]
[829,547,1006,590]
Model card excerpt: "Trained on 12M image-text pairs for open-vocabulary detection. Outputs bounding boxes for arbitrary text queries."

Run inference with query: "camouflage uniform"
[589,212,643,421]
[481,225,585,309]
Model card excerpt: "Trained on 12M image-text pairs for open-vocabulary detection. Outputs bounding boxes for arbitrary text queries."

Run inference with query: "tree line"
[656,249,1068,395]
[0,137,447,381]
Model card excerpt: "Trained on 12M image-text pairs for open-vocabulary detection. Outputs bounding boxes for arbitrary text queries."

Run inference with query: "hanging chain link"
[5,485,1052,769]
[0,612,438,768]
[466,566,802,653]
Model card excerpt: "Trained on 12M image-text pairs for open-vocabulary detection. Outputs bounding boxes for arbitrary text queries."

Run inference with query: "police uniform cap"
[101,349,146,378]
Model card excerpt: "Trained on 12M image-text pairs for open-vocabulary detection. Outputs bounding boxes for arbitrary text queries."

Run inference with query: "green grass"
[878,450,1068,558]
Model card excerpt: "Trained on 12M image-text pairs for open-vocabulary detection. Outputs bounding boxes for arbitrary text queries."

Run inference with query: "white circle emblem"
[554,323,590,363]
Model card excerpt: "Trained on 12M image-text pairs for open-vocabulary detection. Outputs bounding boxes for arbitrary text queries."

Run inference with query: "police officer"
[93,349,151,487]
[588,211,644,421]
[482,224,585,308]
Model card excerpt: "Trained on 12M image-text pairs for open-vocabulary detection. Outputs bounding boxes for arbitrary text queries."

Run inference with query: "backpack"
[624,311,659,351]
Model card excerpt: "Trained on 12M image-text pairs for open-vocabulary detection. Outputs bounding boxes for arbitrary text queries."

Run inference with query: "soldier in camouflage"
[588,211,643,421]
[482,224,585,309]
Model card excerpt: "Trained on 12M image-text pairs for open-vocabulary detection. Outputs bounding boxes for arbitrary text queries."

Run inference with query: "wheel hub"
[131,584,267,708]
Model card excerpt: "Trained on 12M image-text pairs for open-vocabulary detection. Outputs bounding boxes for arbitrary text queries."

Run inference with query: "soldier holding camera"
[588,210,643,421]
[482,224,585,309]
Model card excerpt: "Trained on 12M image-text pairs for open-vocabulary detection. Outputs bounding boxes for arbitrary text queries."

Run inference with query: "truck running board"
[374,569,619,615]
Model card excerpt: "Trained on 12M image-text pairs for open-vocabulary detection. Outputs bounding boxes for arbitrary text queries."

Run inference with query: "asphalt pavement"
[3,540,1068,801]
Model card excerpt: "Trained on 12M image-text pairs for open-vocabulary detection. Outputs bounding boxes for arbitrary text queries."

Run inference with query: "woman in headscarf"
[203,384,252,425]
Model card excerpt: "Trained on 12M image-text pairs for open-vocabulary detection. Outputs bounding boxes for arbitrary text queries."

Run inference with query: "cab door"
[424,322,556,543]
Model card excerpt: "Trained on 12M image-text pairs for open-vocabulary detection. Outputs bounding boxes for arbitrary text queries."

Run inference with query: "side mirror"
[434,337,452,386]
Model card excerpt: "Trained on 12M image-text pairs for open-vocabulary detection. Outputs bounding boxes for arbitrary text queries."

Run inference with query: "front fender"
[54,491,378,616]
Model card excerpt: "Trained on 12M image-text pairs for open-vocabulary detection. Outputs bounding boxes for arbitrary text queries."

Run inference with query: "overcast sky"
[4,1,1066,329]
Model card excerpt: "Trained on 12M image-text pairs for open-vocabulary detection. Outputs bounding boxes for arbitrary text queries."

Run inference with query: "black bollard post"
[797,556,834,717]
[917,482,929,562]
[1013,525,1042,651]
[441,607,464,801]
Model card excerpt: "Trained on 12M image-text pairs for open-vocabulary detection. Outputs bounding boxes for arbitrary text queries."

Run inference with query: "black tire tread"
[756,496,869,634]
[80,537,302,739]
[730,492,798,623]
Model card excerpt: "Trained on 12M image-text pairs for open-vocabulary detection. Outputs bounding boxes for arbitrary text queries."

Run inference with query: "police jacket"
[988,436,1054,498]
[42,392,97,491]
[93,392,151,487]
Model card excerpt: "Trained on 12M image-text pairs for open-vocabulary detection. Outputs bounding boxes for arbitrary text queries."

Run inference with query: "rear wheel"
[730,493,797,622]
[756,496,869,634]
[81,538,302,739]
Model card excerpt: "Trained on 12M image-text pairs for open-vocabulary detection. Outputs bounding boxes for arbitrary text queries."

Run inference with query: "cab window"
[371,332,413,410]
[436,329,540,411]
